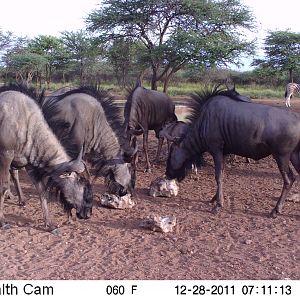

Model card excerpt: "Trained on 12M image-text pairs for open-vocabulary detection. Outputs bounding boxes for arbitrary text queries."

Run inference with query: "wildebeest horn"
[49,147,86,176]
[68,146,85,173]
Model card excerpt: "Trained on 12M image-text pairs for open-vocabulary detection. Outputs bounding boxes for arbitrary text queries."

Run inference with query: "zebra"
[285,82,300,107]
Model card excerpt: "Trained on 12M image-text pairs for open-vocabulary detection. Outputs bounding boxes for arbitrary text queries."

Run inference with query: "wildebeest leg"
[271,155,295,218]
[143,131,151,172]
[154,137,164,163]
[211,151,225,214]
[26,168,57,231]
[10,169,26,206]
[0,151,14,227]
[39,193,55,230]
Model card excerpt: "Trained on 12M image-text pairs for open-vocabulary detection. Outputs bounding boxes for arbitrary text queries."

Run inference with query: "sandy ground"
[0,98,299,280]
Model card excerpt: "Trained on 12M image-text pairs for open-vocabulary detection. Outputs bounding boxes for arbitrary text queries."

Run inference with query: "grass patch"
[45,81,287,100]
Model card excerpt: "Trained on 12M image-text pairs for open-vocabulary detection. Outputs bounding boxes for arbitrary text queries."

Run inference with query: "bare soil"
[0,98,299,280]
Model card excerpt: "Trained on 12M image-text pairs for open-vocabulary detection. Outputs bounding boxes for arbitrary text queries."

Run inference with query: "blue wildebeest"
[166,86,300,218]
[123,81,177,172]
[0,84,93,231]
[38,86,137,196]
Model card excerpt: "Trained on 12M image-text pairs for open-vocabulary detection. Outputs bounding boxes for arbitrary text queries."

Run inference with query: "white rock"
[140,215,177,233]
[287,193,300,203]
[100,193,135,209]
[149,177,179,197]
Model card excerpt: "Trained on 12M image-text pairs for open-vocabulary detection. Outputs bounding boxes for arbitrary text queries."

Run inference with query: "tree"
[86,0,255,91]
[106,38,145,87]
[5,51,47,84]
[28,35,68,88]
[0,29,14,51]
[61,30,103,84]
[252,30,300,82]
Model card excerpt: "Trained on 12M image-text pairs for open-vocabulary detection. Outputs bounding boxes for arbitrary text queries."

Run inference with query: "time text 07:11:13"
[175,284,292,296]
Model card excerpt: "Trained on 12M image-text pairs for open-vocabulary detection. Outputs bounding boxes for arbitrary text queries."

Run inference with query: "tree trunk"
[151,66,158,90]
[289,69,294,82]
[163,72,174,93]
[80,59,84,85]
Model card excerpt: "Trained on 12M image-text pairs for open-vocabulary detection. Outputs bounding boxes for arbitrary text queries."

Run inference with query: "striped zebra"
[285,82,300,107]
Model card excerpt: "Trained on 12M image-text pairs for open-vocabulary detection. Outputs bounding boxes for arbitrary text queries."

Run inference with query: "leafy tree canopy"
[0,29,14,50]
[86,0,256,91]
[252,30,300,82]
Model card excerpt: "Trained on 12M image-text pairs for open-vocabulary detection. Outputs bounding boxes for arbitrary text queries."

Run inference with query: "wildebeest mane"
[124,84,139,122]
[187,85,251,124]
[0,82,44,102]
[41,86,123,134]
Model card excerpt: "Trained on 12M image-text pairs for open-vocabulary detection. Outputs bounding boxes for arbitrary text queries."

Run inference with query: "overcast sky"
[0,0,299,70]
[0,0,100,37]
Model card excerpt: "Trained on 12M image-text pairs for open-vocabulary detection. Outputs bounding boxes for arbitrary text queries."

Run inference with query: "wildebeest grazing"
[166,85,300,218]
[39,86,137,196]
[0,84,93,231]
[123,81,177,172]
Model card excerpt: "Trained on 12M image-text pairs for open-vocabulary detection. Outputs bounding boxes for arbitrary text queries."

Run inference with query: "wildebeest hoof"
[5,191,15,200]
[45,223,59,233]
[212,205,222,214]
[1,223,12,230]
[270,209,279,219]
[144,168,152,173]
[210,196,217,204]
[50,228,60,235]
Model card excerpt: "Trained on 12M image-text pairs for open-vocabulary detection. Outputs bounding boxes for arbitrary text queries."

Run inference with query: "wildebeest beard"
[76,182,93,219]
[46,172,93,219]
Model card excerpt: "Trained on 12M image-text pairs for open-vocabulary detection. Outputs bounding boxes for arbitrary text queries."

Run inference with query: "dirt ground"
[0,98,299,280]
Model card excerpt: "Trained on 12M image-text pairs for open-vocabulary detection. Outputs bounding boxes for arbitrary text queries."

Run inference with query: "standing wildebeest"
[39,87,137,196]
[166,86,300,218]
[123,82,177,172]
[0,84,93,231]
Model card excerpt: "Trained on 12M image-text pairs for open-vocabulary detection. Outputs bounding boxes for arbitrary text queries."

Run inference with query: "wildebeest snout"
[76,206,92,219]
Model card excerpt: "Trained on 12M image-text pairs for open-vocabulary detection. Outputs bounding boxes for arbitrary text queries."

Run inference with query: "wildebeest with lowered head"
[159,120,204,174]
[39,86,137,196]
[166,85,300,218]
[0,84,93,231]
[123,81,177,172]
